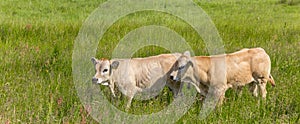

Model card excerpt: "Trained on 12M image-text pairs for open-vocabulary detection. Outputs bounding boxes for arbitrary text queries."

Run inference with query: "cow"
[170,48,275,105]
[91,53,182,109]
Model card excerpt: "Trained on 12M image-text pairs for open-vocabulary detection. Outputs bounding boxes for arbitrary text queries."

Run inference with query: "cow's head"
[91,57,119,85]
[170,51,193,82]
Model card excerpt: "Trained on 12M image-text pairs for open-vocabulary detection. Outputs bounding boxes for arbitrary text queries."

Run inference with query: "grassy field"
[0,0,299,123]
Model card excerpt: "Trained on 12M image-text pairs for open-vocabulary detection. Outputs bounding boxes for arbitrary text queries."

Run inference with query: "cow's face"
[91,58,119,85]
[170,51,192,82]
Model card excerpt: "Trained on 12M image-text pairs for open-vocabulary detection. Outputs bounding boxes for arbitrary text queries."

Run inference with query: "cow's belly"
[137,75,166,89]
[227,61,254,86]
[227,70,254,86]
[228,74,254,86]
[136,65,166,89]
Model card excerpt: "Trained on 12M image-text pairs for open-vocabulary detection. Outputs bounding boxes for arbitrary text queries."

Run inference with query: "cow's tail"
[268,74,275,87]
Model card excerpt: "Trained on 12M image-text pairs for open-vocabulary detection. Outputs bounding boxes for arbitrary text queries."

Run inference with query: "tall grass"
[0,0,299,123]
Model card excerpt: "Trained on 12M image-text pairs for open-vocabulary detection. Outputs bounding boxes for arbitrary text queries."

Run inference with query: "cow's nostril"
[92,78,98,83]
[170,76,174,80]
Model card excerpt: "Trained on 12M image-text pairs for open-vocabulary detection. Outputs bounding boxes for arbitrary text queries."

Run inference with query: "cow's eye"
[103,69,108,73]
[178,66,185,70]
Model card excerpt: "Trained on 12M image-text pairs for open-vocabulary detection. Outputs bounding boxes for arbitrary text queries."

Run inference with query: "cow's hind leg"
[249,82,259,97]
[235,86,243,97]
[259,79,268,98]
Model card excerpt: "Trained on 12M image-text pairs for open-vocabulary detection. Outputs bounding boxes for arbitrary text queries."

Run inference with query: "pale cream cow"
[170,48,275,105]
[91,53,182,109]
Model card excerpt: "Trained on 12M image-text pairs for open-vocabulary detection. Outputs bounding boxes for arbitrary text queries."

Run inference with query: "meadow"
[0,0,299,123]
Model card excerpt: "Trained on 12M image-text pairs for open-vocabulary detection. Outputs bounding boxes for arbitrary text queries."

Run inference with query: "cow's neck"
[192,56,211,86]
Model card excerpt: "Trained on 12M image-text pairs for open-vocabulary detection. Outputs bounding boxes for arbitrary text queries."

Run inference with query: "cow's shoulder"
[227,48,250,57]
[248,47,266,54]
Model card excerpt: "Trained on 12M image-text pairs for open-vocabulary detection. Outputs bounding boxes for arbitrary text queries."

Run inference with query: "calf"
[91,53,182,109]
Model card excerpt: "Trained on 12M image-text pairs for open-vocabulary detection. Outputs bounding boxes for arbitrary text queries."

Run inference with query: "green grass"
[0,0,299,123]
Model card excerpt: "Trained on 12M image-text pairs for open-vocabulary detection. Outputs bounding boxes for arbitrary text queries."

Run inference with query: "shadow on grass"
[277,0,300,6]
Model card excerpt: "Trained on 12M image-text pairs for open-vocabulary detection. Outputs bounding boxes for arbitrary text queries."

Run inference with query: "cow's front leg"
[125,89,138,111]
[125,86,141,111]
[176,81,184,97]
[126,95,133,111]
[166,80,180,98]
[109,82,116,97]
[249,83,259,97]
[217,87,228,107]
[199,85,224,119]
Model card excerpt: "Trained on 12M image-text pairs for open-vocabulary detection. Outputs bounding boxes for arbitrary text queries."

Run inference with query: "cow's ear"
[183,51,191,57]
[91,57,97,65]
[111,61,119,69]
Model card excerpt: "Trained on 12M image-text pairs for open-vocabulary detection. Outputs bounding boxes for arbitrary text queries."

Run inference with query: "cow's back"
[131,54,179,88]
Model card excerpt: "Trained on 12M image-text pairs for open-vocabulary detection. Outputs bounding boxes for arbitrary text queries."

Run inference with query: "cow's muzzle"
[92,77,109,86]
[92,77,98,84]
[170,76,180,82]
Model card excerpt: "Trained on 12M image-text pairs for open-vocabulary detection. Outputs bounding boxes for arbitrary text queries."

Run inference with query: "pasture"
[0,0,299,123]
